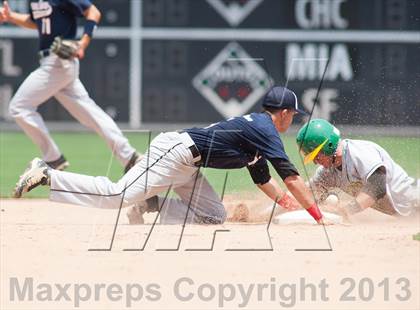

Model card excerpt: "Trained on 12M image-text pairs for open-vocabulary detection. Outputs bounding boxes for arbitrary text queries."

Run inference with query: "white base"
[273,210,343,225]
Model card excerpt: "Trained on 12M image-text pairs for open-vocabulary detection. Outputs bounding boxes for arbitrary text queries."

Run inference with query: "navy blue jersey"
[29,0,92,50]
[185,112,290,169]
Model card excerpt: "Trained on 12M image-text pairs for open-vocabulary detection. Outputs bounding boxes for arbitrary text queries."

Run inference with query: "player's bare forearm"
[348,192,375,214]
[350,167,387,213]
[284,175,316,209]
[256,175,312,211]
[77,4,101,57]
[84,4,101,23]
[257,177,286,203]
[78,34,91,50]
[257,177,301,211]
[0,1,36,29]
[9,12,36,28]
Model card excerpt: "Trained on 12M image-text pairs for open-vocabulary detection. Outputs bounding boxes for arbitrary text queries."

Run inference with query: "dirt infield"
[1,198,419,310]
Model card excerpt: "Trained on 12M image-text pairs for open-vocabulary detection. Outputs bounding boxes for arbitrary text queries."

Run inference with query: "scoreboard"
[0,0,419,127]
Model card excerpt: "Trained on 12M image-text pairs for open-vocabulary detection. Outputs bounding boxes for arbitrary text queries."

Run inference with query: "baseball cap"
[262,86,307,115]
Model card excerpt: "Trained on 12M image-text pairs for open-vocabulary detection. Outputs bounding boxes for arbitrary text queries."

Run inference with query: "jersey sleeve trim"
[247,158,271,185]
[269,158,299,180]
[364,163,385,182]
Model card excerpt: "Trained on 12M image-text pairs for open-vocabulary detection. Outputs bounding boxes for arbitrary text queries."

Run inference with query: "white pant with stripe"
[49,132,226,224]
[9,54,135,165]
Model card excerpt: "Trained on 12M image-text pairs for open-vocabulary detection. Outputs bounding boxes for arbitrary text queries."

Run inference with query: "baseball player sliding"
[13,86,330,226]
[296,119,419,217]
[0,0,140,172]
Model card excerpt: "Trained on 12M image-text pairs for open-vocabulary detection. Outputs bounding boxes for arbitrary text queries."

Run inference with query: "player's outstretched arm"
[283,175,329,224]
[257,177,300,211]
[257,177,286,202]
[344,167,388,215]
[76,4,101,59]
[0,1,36,29]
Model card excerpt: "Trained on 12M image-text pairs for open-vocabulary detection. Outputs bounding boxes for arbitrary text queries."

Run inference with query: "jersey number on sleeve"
[41,18,51,35]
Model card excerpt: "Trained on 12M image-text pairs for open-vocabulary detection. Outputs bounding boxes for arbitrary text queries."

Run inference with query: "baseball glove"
[50,37,79,59]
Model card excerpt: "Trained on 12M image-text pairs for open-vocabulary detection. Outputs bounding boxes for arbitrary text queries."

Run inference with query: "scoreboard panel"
[141,40,419,125]
[93,0,130,27]
[142,0,420,30]
[140,0,420,126]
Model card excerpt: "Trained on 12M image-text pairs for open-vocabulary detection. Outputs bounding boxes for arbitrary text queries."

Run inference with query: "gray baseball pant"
[8,54,135,165]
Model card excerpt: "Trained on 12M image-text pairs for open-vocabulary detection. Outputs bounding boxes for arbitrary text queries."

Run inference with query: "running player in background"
[0,0,140,172]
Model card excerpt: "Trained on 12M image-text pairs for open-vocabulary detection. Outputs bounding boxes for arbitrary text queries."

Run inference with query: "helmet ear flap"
[327,142,334,152]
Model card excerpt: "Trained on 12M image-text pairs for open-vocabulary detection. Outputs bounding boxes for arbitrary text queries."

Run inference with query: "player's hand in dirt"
[0,1,11,23]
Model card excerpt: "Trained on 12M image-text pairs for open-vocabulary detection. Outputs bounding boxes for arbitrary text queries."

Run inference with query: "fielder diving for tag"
[296,119,419,217]
[13,86,329,225]
[0,0,139,172]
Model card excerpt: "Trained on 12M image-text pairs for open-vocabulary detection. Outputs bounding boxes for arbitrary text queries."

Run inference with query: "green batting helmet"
[296,119,341,164]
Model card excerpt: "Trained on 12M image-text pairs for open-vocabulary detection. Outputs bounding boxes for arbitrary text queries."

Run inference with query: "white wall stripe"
[1,27,419,43]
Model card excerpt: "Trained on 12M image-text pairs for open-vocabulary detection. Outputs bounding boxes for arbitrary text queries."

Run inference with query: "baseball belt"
[178,132,203,167]
[38,49,51,59]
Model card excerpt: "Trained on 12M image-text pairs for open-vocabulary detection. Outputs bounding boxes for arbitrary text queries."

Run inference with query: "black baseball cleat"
[124,152,142,174]
[13,158,51,198]
[46,155,69,171]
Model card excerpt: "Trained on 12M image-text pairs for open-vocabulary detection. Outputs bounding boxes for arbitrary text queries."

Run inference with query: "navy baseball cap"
[262,86,307,115]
